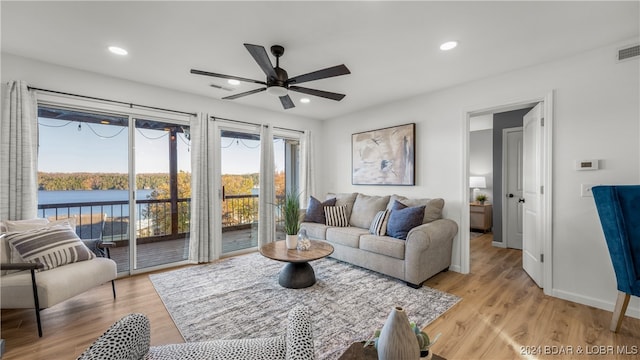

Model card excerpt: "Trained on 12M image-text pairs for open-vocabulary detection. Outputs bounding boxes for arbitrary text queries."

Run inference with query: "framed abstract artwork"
[352,123,415,185]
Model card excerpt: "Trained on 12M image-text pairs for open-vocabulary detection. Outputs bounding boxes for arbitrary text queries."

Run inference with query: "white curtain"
[299,130,315,209]
[188,113,217,263]
[0,81,38,221]
[258,124,275,247]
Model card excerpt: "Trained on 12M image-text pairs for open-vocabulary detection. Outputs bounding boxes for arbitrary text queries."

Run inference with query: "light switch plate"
[581,184,597,197]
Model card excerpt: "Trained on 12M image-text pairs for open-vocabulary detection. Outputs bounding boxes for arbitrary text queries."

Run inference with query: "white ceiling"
[2,1,638,120]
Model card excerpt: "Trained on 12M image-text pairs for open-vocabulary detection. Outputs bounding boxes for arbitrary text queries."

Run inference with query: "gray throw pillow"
[386,200,426,240]
[349,193,390,229]
[303,196,337,224]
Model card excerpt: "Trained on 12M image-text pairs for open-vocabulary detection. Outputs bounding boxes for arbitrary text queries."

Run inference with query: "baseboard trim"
[551,288,640,319]
[492,241,507,248]
[449,264,462,273]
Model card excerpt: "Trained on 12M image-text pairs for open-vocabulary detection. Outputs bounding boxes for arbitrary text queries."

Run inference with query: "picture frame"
[351,123,415,185]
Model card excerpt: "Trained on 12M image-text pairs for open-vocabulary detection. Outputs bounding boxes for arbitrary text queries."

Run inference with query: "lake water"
[38,189,155,218]
[38,189,155,204]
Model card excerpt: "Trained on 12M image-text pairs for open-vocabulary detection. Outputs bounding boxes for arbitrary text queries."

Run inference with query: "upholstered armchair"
[592,185,640,332]
[0,218,117,337]
[77,305,315,360]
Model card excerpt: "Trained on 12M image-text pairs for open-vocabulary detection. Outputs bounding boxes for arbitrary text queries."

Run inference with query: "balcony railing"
[38,194,285,243]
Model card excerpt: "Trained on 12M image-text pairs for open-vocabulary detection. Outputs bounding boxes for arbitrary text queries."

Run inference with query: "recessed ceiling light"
[439,41,458,51]
[227,79,240,86]
[300,98,311,104]
[108,46,128,56]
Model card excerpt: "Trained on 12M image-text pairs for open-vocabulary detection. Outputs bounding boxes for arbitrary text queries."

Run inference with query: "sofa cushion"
[326,192,358,222]
[326,226,369,248]
[359,234,406,260]
[349,194,390,229]
[299,222,329,240]
[387,195,444,224]
[303,196,337,224]
[6,224,95,271]
[369,210,390,236]
[324,206,349,227]
[386,201,426,240]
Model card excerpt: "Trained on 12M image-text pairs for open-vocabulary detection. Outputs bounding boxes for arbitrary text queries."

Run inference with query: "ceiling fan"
[191,43,350,109]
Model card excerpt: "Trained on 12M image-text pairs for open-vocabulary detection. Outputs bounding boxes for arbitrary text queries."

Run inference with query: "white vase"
[285,234,298,249]
[377,306,420,360]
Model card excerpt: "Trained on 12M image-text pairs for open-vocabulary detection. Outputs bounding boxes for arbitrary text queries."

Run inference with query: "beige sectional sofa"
[300,192,458,288]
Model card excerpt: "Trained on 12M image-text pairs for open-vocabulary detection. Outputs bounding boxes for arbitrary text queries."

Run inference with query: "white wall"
[321,39,639,316]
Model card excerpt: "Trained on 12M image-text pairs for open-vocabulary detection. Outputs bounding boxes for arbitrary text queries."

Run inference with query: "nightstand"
[470,203,492,232]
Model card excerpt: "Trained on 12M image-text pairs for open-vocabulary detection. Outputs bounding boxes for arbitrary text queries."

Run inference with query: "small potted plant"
[283,189,301,249]
[475,194,487,205]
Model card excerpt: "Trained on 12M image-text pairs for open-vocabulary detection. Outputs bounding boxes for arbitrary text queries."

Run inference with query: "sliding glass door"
[216,121,301,255]
[37,100,191,274]
[133,118,191,270]
[219,126,261,254]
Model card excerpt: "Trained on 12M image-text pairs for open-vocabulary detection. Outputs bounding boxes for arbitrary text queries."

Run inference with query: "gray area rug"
[149,252,460,359]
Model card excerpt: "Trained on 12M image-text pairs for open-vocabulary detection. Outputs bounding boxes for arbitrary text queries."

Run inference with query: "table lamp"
[469,176,487,202]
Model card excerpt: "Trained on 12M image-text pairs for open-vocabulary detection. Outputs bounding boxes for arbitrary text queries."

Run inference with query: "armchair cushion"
[6,224,95,271]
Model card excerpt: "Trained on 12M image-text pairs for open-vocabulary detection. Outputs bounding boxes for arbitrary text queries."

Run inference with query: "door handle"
[518,198,526,203]
[507,193,514,198]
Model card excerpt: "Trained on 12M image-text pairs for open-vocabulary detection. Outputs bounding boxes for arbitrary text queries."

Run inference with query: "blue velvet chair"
[592,185,640,332]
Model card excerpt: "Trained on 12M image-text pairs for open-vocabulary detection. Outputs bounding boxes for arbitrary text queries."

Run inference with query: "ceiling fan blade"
[287,64,350,85]
[244,44,277,80]
[222,87,266,100]
[289,86,346,101]
[279,95,295,109]
[190,69,266,85]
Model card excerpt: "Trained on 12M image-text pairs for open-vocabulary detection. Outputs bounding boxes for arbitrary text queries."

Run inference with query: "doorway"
[462,93,553,294]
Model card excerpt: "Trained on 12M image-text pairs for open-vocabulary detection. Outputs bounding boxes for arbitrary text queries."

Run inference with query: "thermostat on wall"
[575,159,599,170]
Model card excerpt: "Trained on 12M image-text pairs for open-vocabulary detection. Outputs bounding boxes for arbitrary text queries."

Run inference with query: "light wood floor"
[2,233,639,359]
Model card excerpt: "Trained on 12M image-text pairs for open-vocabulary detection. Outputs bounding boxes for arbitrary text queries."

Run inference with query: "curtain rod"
[28,86,198,117]
[212,116,305,134]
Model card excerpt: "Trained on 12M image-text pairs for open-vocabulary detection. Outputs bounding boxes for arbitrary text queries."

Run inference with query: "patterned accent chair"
[77,306,315,360]
[592,185,640,332]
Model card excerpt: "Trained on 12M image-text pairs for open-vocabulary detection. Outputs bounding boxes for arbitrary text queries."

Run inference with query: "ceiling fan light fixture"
[266,85,288,97]
[227,79,240,86]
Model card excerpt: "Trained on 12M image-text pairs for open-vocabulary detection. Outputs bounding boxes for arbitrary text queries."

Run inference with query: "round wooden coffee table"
[259,240,334,289]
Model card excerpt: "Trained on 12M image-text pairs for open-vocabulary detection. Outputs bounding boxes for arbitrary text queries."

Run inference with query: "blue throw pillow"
[387,200,425,240]
[303,196,337,224]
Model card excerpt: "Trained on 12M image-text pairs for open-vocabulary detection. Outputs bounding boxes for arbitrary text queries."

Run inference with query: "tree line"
[38,171,286,197]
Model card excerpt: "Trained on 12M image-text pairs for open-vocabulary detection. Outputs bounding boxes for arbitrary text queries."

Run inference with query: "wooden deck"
[108,228,284,271]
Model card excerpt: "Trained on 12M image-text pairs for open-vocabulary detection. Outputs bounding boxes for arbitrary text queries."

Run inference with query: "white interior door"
[522,103,544,288]
[503,127,523,250]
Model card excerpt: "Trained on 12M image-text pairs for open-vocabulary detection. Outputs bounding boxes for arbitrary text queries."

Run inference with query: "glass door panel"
[133,119,190,270]
[37,106,131,273]
[220,129,261,254]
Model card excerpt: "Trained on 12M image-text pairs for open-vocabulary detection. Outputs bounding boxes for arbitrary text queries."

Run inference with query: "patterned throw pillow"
[304,196,337,224]
[369,209,390,236]
[324,206,349,227]
[6,224,95,271]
